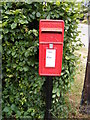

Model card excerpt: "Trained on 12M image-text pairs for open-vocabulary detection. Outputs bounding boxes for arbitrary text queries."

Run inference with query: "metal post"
[44,76,53,120]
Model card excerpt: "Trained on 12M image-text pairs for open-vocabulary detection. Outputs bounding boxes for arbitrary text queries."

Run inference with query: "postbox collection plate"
[46,49,56,67]
[39,20,64,76]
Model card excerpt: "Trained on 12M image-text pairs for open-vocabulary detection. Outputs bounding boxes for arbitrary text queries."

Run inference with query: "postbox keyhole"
[49,44,53,48]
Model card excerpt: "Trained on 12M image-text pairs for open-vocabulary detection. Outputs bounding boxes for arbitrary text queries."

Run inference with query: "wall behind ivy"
[2,1,83,119]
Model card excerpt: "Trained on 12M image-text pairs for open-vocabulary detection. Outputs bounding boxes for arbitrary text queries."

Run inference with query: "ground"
[66,23,90,118]
[67,47,89,118]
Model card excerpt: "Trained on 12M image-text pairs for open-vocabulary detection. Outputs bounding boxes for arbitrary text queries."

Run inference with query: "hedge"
[2,1,83,119]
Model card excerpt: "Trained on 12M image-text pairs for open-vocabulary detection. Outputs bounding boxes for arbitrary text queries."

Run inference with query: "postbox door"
[39,43,63,76]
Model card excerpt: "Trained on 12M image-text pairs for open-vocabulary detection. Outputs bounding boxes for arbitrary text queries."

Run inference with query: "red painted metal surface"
[39,20,64,76]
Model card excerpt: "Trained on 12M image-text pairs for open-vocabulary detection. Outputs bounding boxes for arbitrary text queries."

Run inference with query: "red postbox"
[39,20,64,76]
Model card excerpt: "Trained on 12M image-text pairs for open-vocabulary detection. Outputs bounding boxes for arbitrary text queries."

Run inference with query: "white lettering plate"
[46,49,56,67]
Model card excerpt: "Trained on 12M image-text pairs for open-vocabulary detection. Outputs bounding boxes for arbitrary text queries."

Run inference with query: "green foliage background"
[2,1,83,119]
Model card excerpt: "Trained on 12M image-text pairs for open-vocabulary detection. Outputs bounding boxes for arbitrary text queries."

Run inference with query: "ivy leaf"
[3,29,9,34]
[19,20,28,24]
[11,23,17,29]
[23,67,29,71]
[3,107,10,112]
[57,90,60,97]
[25,51,29,57]
[65,56,70,60]
[11,104,16,111]
[16,111,21,116]
[36,12,41,17]
[46,14,50,19]
[5,10,13,15]
[56,0,60,6]
[33,29,38,36]
[12,51,16,56]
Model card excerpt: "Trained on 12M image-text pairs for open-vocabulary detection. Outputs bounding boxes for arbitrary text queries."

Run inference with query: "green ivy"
[2,1,83,119]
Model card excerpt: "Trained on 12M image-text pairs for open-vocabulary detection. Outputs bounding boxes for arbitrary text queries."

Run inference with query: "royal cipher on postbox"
[39,20,64,76]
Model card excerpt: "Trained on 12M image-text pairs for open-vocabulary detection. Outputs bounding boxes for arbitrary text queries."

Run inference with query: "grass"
[65,46,90,118]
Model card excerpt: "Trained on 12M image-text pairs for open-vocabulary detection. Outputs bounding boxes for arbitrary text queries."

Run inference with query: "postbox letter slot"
[41,28,62,33]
